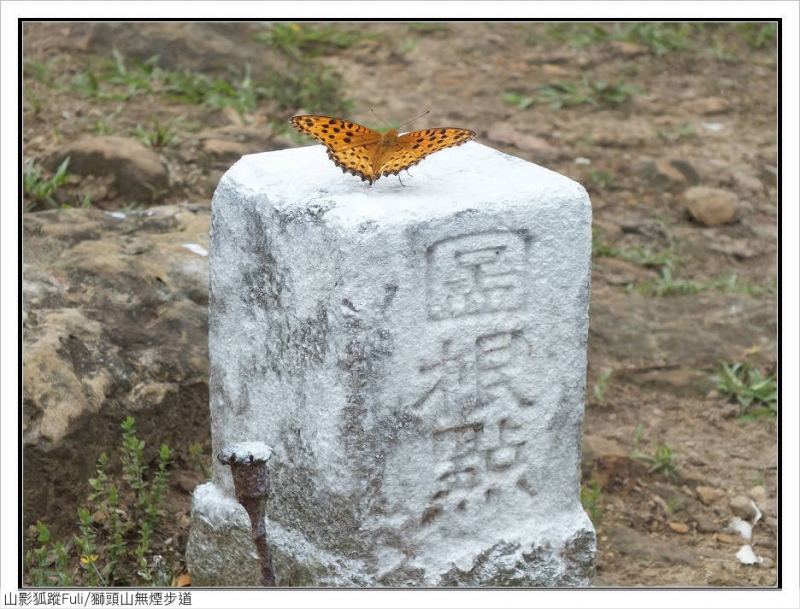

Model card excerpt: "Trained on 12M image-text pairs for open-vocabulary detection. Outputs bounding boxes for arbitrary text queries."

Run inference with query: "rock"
[693,514,718,533]
[596,257,657,286]
[626,367,716,398]
[593,118,654,148]
[669,160,701,185]
[705,232,767,259]
[592,219,623,243]
[728,165,764,194]
[669,522,690,534]
[684,186,739,227]
[588,290,776,371]
[696,486,724,505]
[609,41,647,57]
[593,454,650,490]
[581,434,626,481]
[609,524,698,566]
[45,136,169,205]
[486,122,558,157]
[714,533,736,544]
[637,158,691,192]
[651,483,687,512]
[730,495,759,520]
[188,143,595,587]
[22,205,211,538]
[684,96,731,116]
[200,138,252,163]
[747,485,767,505]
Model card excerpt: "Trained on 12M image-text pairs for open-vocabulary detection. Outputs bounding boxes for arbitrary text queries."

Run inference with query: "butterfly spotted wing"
[290,115,475,184]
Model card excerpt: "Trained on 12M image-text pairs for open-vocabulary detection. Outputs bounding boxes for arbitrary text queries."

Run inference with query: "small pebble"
[696,486,723,505]
[748,485,767,505]
[730,495,758,520]
[693,514,718,534]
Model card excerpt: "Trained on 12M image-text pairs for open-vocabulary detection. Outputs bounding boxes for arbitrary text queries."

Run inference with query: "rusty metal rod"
[217,443,275,586]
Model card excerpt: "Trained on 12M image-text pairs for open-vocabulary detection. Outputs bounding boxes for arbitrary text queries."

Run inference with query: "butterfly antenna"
[370,109,431,131]
[370,108,392,129]
[396,110,431,131]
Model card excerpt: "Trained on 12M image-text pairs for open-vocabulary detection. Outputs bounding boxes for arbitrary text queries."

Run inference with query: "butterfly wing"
[290,117,476,184]
[375,128,476,179]
[290,115,385,182]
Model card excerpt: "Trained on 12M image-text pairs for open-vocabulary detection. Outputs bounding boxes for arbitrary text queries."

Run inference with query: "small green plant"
[593,369,614,403]
[612,22,695,56]
[589,79,646,105]
[542,23,609,47]
[711,273,776,296]
[647,443,678,478]
[591,231,620,259]
[406,22,450,34]
[535,81,592,110]
[637,267,704,297]
[397,38,419,54]
[660,123,697,142]
[505,78,644,112]
[132,116,184,148]
[24,58,59,86]
[63,47,351,120]
[25,522,73,586]
[734,22,777,49]
[665,497,682,516]
[25,417,174,586]
[501,92,536,110]
[263,59,353,120]
[592,236,679,273]
[189,443,212,480]
[24,157,70,211]
[75,507,104,586]
[716,362,777,420]
[254,23,366,59]
[580,479,603,524]
[587,170,617,191]
[632,435,679,479]
[623,246,677,271]
[93,105,125,135]
[633,422,645,447]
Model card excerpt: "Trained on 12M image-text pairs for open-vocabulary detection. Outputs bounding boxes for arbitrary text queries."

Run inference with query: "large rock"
[186,142,596,586]
[22,205,211,537]
[45,136,169,204]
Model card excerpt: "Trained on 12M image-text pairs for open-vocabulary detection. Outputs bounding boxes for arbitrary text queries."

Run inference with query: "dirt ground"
[21,21,779,587]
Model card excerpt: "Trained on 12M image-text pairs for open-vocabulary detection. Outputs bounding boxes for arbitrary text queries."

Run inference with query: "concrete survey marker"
[186,141,595,586]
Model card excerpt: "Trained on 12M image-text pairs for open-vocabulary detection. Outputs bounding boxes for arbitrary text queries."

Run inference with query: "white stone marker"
[187,141,595,586]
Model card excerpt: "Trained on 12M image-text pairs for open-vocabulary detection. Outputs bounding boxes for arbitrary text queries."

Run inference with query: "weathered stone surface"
[187,142,595,586]
[45,136,169,204]
[22,205,211,536]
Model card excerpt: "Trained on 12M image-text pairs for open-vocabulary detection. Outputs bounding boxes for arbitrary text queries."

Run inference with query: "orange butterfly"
[289,115,476,185]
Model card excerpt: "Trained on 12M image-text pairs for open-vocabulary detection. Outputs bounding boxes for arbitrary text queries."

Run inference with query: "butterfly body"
[290,115,475,185]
